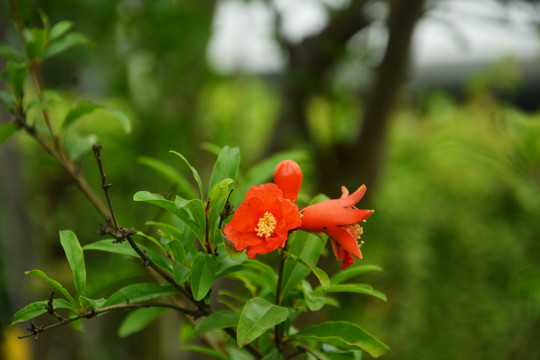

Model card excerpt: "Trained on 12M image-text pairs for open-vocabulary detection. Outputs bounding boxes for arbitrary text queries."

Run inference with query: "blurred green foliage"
[1,1,539,360]
[359,92,540,360]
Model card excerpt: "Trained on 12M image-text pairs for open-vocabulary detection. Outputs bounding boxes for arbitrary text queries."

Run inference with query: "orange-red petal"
[224,183,301,258]
[325,226,362,259]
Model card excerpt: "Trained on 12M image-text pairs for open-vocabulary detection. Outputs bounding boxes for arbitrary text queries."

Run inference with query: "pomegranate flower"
[224,183,301,259]
[298,185,374,269]
[274,160,303,203]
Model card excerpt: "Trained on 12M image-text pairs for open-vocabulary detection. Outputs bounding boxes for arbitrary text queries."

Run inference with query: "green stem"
[274,245,287,350]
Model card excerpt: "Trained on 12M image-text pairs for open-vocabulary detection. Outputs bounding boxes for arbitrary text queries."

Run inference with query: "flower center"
[255,212,277,238]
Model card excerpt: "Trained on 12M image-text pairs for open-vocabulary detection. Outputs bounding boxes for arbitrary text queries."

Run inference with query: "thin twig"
[19,299,202,340]
[284,349,304,360]
[8,0,111,220]
[9,0,26,42]
[11,0,63,151]
[297,345,324,360]
[45,293,64,322]
[92,145,118,229]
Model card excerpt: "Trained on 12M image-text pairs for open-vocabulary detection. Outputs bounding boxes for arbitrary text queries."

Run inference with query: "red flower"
[274,160,302,203]
[224,183,301,259]
[298,185,374,269]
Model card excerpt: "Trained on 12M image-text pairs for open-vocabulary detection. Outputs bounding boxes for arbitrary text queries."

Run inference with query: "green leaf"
[169,150,205,199]
[226,346,257,360]
[218,289,249,310]
[0,122,18,145]
[179,321,196,344]
[218,259,276,291]
[190,253,217,301]
[307,296,326,312]
[133,191,201,241]
[328,350,362,360]
[43,89,62,102]
[4,61,28,102]
[0,43,24,62]
[209,146,240,192]
[194,311,239,335]
[82,239,138,256]
[145,221,185,242]
[222,230,244,260]
[215,241,247,278]
[244,259,278,285]
[299,281,326,312]
[330,265,383,285]
[79,296,107,309]
[316,284,387,302]
[62,102,130,133]
[262,350,284,360]
[83,239,173,273]
[137,156,196,198]
[181,345,232,360]
[134,231,165,252]
[106,108,131,133]
[25,270,76,306]
[236,297,289,347]
[285,252,329,291]
[293,321,389,358]
[64,132,97,161]
[62,101,97,129]
[42,32,92,59]
[9,299,76,326]
[168,239,186,264]
[118,307,170,337]
[24,28,47,61]
[49,21,73,40]
[280,231,325,300]
[200,142,223,156]
[59,230,86,297]
[175,196,206,242]
[37,9,50,32]
[208,178,234,234]
[173,263,190,285]
[104,283,179,307]
[0,91,16,110]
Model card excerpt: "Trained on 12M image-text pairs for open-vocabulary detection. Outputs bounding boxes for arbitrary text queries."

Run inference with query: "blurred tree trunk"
[269,0,370,150]
[331,0,427,194]
[0,0,34,328]
[269,0,426,198]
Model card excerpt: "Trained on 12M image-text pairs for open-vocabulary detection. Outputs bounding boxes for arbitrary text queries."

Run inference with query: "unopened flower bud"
[274,160,303,203]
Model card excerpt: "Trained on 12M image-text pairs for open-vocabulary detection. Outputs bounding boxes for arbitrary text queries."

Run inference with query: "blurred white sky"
[207,0,540,74]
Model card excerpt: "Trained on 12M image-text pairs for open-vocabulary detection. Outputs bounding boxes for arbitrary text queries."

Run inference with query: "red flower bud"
[274,160,303,203]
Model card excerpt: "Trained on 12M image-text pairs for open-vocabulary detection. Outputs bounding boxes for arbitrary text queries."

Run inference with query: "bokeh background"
[1,0,540,359]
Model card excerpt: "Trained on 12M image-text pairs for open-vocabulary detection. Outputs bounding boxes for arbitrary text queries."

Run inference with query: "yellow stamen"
[347,223,363,239]
[255,212,277,238]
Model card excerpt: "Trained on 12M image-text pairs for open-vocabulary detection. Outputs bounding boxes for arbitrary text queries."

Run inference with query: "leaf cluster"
[2,7,388,360]
[10,145,388,359]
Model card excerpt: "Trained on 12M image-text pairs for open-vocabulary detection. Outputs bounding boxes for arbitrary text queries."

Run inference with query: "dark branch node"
[218,189,235,229]
[45,292,65,323]
[98,222,137,243]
